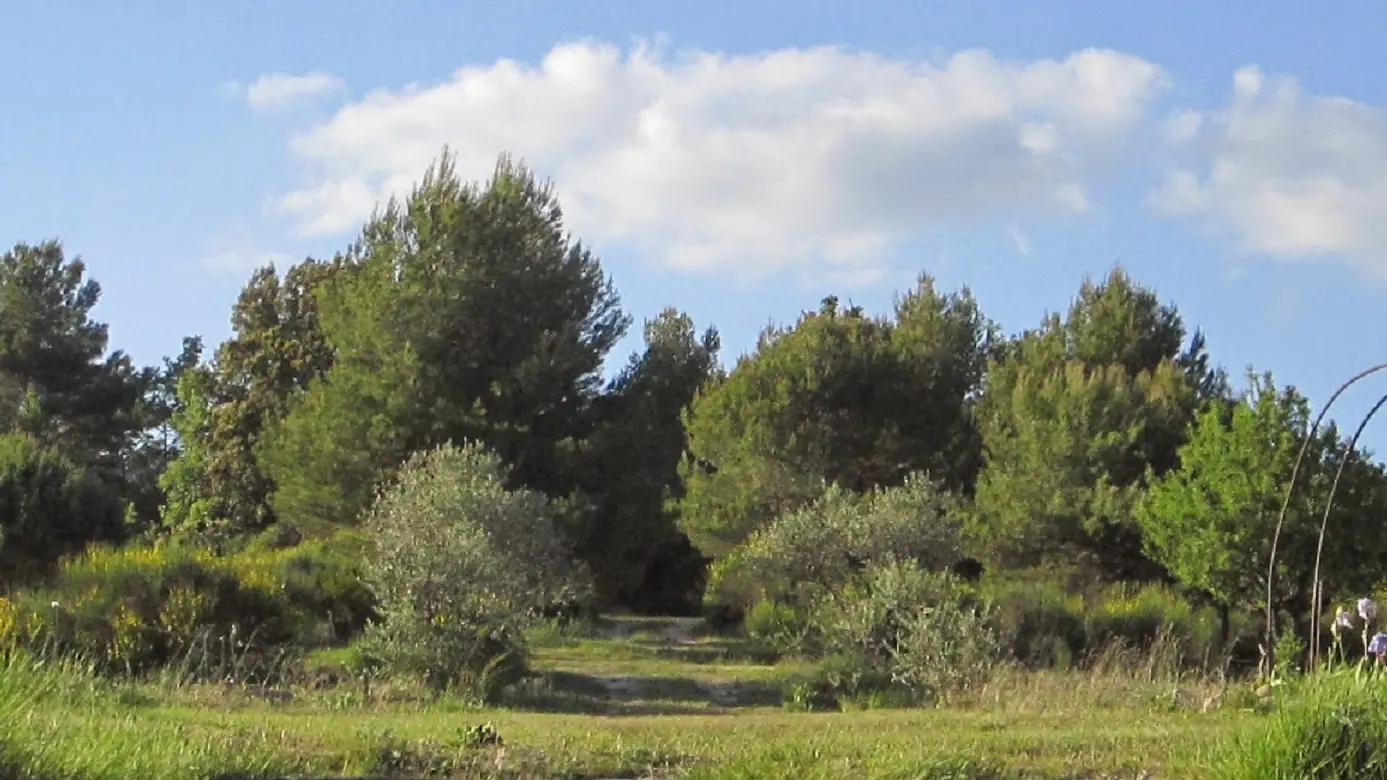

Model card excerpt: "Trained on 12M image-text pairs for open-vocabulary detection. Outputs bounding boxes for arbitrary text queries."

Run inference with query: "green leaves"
[681,275,994,558]
[257,151,630,530]
[708,474,961,609]
[361,442,589,693]
[568,307,720,608]
[159,260,338,538]
[967,268,1202,580]
[0,432,124,586]
[1136,371,1387,617]
[0,242,149,459]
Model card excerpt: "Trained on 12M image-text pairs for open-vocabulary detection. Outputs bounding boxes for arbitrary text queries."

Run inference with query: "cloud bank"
[267,41,1168,276]
[242,41,1387,279]
[1154,66,1387,277]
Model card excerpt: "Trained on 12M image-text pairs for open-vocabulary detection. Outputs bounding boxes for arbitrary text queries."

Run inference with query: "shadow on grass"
[622,639,782,666]
[504,670,783,716]
[0,759,38,780]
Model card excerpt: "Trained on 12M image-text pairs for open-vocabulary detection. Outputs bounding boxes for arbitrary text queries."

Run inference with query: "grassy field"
[2,616,1267,779]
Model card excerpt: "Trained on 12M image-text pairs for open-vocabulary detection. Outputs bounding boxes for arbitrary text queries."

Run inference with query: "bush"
[985,579,1087,669]
[983,576,1232,673]
[361,442,589,698]
[1085,583,1221,671]
[743,599,813,654]
[807,562,1007,706]
[788,650,898,711]
[0,534,373,675]
[888,588,1006,701]
[0,432,125,589]
[1216,671,1387,779]
[707,474,961,610]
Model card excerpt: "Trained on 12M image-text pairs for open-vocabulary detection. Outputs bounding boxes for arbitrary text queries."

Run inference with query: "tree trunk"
[1217,602,1231,657]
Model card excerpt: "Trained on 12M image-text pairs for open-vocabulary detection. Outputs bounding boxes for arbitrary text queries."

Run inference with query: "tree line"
[2,150,1383,645]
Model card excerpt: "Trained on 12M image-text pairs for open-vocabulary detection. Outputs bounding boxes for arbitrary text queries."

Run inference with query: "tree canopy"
[1138,372,1387,631]
[680,277,995,558]
[8,147,1386,640]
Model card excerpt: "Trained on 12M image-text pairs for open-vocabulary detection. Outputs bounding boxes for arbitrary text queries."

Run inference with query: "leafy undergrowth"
[1214,669,1387,779]
[0,617,1259,779]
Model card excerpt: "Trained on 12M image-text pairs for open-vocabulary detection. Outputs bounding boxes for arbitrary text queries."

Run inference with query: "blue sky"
[4,1,1387,451]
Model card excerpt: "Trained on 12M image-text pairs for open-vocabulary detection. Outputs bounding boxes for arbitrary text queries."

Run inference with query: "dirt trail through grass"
[518,617,1243,777]
[541,616,788,713]
[3,616,1254,778]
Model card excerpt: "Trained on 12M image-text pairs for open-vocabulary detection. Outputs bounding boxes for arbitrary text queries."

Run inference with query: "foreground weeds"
[0,618,1266,779]
[0,653,300,779]
[1214,668,1387,779]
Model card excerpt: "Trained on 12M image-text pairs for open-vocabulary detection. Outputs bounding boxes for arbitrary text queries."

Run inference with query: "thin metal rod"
[1264,362,1387,675]
[1307,390,1387,669]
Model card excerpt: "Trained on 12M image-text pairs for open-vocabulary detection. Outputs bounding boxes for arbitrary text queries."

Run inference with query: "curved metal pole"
[1307,391,1387,670]
[1264,362,1387,675]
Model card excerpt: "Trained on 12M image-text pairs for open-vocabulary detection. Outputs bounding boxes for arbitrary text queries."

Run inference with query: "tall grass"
[1216,669,1387,779]
[0,652,306,779]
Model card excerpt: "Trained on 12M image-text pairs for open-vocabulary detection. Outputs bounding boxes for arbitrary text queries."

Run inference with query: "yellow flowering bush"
[0,597,16,647]
[109,604,148,667]
[158,586,212,644]
[0,531,376,674]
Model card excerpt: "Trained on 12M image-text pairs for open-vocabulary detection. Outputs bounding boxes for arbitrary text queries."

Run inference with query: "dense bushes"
[359,442,590,698]
[977,578,1236,672]
[707,474,1240,705]
[0,439,598,703]
[740,550,1243,708]
[708,474,961,609]
[0,432,125,588]
[714,477,1008,706]
[0,534,373,675]
[805,562,1006,706]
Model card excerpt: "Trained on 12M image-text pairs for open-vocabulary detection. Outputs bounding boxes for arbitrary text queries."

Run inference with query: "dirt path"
[658,619,700,645]
[584,617,774,709]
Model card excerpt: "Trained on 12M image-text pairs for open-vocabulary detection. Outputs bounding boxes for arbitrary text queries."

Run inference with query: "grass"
[1212,668,1387,779]
[0,616,1275,779]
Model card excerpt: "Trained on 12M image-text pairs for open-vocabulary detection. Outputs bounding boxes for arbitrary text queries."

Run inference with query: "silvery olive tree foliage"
[360,441,591,694]
[709,474,1003,701]
[707,473,962,609]
[814,561,1006,702]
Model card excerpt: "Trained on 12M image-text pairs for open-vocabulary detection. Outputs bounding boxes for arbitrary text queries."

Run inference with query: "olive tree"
[812,560,1006,703]
[361,441,590,696]
[707,473,962,609]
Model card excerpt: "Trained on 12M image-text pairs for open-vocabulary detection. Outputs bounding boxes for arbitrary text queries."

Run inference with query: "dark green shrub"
[743,599,813,653]
[0,433,124,589]
[702,602,744,632]
[983,577,1228,672]
[984,579,1087,668]
[809,562,1007,704]
[789,651,896,711]
[1085,583,1221,671]
[271,536,377,641]
[0,534,376,675]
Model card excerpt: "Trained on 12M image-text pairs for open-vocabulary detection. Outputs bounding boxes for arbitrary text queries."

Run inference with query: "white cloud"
[1163,109,1203,144]
[232,72,344,110]
[819,267,889,289]
[1153,66,1387,276]
[270,40,1168,276]
[200,250,294,275]
[1006,223,1033,256]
